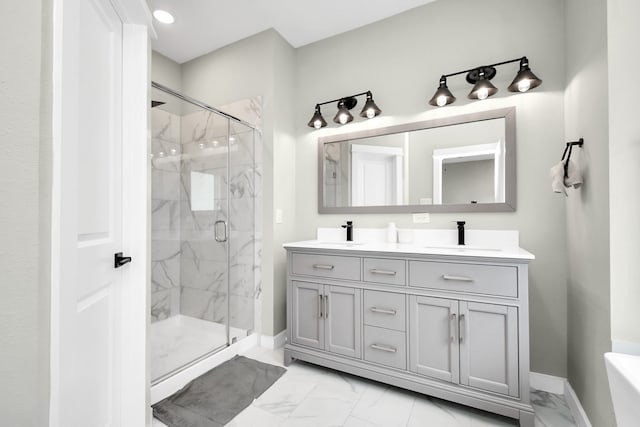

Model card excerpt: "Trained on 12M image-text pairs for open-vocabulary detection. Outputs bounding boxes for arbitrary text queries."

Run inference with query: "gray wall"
[294,0,569,377]
[564,0,614,425]
[608,0,640,352]
[0,0,51,425]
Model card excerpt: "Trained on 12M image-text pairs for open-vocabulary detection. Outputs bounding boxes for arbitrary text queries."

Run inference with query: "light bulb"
[339,113,349,124]
[170,148,177,155]
[314,119,322,129]
[364,108,375,119]
[158,151,165,157]
[477,88,489,100]
[198,143,204,149]
[153,10,175,24]
[517,79,531,92]
[213,140,219,147]
[436,96,447,107]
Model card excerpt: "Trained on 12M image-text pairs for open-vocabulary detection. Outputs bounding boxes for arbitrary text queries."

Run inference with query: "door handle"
[114,252,132,269]
[459,314,465,343]
[324,295,329,319]
[451,313,457,343]
[319,294,323,319]
[214,220,228,242]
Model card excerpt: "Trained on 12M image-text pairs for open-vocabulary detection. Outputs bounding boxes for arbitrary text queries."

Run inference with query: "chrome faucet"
[341,221,354,241]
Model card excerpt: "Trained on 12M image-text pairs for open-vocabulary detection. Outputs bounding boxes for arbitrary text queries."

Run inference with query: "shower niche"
[149,82,262,383]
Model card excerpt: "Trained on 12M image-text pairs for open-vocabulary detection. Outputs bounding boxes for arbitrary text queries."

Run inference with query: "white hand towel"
[564,149,583,189]
[550,161,567,196]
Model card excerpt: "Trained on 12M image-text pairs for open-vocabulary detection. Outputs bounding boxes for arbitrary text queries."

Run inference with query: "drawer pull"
[370,307,397,316]
[313,264,335,270]
[370,343,397,353]
[370,269,397,276]
[442,274,474,282]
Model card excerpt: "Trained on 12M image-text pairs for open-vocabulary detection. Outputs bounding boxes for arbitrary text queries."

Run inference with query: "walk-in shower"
[149,82,261,384]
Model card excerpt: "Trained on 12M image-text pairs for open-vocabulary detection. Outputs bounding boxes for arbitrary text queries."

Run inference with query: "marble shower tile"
[229,295,254,331]
[151,139,181,172]
[151,258,180,291]
[180,287,227,323]
[151,108,181,143]
[152,199,180,233]
[180,257,227,292]
[151,289,171,322]
[229,165,257,199]
[229,197,255,232]
[151,169,180,201]
[181,239,227,261]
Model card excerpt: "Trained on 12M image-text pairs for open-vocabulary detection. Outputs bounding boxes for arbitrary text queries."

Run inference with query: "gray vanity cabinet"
[459,301,519,397]
[409,296,519,397]
[291,280,361,359]
[285,246,535,427]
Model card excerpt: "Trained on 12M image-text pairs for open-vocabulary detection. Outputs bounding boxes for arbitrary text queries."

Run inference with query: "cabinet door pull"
[459,314,465,343]
[442,274,474,282]
[370,343,397,353]
[318,294,323,318]
[370,269,397,276]
[451,313,457,343]
[324,295,329,319]
[370,307,397,315]
[313,264,334,270]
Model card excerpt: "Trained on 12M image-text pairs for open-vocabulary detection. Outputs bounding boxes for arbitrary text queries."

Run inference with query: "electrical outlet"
[275,209,283,224]
[413,213,430,223]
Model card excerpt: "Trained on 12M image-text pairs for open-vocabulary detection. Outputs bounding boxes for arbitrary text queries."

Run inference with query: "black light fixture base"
[465,66,497,84]
[339,96,358,110]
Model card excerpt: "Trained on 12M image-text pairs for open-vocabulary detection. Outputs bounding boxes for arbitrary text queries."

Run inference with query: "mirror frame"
[317,107,516,214]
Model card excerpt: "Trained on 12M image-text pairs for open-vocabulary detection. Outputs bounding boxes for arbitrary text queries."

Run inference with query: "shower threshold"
[150,315,249,384]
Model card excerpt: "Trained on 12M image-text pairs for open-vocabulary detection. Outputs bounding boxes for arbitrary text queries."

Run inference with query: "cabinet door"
[325,285,362,358]
[291,281,324,350]
[459,301,519,397]
[409,295,459,383]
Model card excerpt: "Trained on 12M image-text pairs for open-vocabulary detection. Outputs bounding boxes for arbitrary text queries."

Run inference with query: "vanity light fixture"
[429,56,542,107]
[307,91,381,129]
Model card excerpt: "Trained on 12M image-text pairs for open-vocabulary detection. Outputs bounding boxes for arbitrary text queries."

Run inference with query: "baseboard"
[260,329,287,350]
[564,381,593,427]
[530,372,565,394]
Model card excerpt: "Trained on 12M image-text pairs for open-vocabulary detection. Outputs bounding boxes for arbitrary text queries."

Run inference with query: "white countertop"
[283,228,535,261]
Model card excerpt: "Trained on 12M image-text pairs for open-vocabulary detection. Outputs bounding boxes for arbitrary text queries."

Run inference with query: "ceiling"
[150,0,437,64]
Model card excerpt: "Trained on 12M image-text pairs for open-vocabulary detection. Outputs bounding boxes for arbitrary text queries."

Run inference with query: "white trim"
[150,334,259,404]
[612,339,640,356]
[260,330,288,350]
[118,22,149,427]
[529,371,565,395]
[564,380,593,427]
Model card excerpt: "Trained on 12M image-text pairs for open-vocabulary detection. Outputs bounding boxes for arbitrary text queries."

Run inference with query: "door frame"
[50,0,153,425]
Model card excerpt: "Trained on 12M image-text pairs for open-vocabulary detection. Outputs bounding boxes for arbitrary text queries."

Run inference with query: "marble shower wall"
[151,108,182,322]
[179,97,262,333]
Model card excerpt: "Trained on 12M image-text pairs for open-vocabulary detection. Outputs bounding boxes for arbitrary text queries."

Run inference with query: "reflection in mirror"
[318,107,515,213]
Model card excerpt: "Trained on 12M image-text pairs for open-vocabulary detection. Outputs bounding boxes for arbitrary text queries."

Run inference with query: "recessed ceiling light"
[153,10,175,24]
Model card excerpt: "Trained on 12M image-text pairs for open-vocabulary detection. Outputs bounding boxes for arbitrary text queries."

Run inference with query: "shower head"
[151,100,166,108]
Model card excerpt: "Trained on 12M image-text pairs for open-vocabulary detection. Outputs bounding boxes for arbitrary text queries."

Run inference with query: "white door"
[351,145,403,206]
[52,0,133,425]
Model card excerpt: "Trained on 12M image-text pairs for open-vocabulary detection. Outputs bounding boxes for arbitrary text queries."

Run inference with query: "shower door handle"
[214,220,228,242]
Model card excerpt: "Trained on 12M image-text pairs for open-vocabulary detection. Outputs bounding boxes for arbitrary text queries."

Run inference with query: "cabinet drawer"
[364,325,407,370]
[363,258,406,286]
[291,253,361,281]
[409,261,518,297]
[364,290,406,331]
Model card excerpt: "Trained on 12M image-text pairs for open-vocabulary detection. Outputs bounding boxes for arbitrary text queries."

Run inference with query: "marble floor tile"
[153,346,578,427]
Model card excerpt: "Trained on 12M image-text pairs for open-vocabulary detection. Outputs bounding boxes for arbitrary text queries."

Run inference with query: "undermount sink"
[423,245,503,252]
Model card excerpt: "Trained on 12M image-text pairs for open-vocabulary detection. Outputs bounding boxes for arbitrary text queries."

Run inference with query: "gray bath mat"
[153,355,286,427]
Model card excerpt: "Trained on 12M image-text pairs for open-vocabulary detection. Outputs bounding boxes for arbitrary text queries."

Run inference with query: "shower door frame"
[150,81,257,384]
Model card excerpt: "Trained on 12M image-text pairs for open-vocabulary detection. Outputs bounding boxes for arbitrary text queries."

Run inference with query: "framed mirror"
[318,107,516,213]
